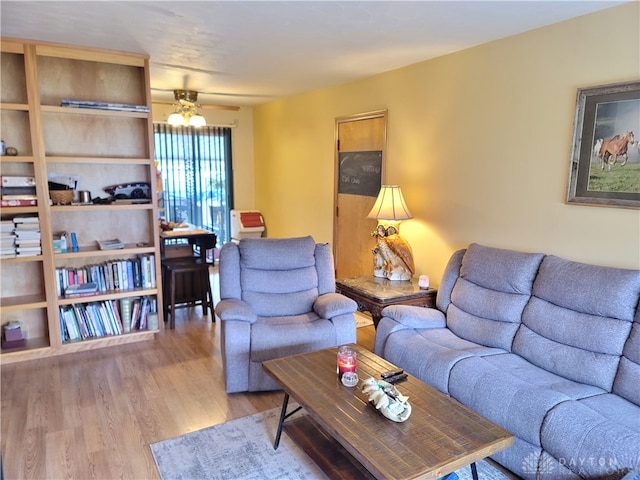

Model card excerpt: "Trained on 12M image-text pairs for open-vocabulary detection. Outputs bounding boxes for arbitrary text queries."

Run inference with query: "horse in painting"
[599,131,635,171]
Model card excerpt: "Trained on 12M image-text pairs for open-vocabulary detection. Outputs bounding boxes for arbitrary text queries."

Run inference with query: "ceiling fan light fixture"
[167,111,186,126]
[188,113,206,127]
[166,89,207,127]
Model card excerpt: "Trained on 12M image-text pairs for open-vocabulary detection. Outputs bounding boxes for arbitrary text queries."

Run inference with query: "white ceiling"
[1,1,627,107]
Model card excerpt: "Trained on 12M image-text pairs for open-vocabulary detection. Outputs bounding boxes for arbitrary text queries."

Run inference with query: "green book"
[119,298,131,333]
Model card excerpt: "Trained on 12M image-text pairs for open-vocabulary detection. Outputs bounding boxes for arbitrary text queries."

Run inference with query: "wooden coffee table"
[262,345,513,480]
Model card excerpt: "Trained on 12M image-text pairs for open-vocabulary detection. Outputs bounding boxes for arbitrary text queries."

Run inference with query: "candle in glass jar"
[337,346,357,379]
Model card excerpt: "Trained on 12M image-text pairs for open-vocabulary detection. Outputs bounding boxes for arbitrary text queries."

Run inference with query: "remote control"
[385,373,408,384]
[381,369,404,379]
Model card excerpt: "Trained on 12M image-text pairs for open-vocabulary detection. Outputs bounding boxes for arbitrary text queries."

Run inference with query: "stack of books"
[13,216,41,256]
[0,220,16,258]
[1,175,38,207]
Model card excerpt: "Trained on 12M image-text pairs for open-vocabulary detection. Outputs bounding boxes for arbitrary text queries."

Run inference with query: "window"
[154,124,233,245]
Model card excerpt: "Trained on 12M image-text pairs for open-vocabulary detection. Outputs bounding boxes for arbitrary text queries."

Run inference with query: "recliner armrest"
[214,298,258,323]
[381,305,446,329]
[313,292,357,319]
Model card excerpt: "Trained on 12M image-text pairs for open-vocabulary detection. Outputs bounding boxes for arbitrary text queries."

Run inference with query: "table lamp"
[367,185,415,281]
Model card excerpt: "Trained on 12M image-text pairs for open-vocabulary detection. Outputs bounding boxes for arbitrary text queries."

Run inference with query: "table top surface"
[262,345,513,480]
[336,275,436,302]
[159,228,214,238]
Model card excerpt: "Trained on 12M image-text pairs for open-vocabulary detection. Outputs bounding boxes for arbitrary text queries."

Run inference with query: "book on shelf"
[16,249,41,256]
[13,215,39,224]
[13,223,40,230]
[1,176,36,187]
[97,238,125,250]
[64,282,98,297]
[0,220,15,233]
[1,194,38,200]
[120,298,132,333]
[1,199,38,207]
[61,99,150,113]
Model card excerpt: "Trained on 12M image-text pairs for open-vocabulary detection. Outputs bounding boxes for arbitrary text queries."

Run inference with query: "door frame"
[333,109,388,273]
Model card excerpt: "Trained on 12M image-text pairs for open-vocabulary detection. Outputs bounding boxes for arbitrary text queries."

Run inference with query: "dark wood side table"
[336,275,437,328]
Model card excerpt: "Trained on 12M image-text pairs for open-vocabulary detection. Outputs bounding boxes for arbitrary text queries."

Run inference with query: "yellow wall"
[253,3,640,283]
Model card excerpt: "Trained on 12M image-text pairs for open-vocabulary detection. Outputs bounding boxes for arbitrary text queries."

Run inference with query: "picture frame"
[566,81,640,209]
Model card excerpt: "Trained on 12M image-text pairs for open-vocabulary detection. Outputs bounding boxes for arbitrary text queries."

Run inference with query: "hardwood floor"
[0,270,376,479]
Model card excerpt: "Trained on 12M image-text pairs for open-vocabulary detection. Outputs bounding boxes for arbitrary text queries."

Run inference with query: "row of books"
[61,99,150,113]
[59,296,156,343]
[56,254,156,297]
[0,216,41,258]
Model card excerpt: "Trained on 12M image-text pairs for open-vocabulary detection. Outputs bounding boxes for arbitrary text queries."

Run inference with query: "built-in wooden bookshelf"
[0,37,164,364]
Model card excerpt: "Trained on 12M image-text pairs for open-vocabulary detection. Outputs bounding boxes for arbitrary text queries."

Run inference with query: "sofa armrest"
[313,292,357,319]
[381,305,446,329]
[214,298,258,323]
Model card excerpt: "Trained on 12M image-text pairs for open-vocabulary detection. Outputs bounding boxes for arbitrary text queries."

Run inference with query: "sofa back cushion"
[446,243,544,350]
[514,255,640,391]
[613,310,640,406]
[238,236,320,317]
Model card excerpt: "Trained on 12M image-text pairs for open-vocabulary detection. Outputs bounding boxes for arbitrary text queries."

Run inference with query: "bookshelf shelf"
[45,156,152,165]
[58,287,158,305]
[0,294,47,310]
[51,203,154,213]
[0,37,163,364]
[0,156,35,163]
[54,244,155,259]
[0,102,29,111]
[0,254,43,264]
[41,105,149,118]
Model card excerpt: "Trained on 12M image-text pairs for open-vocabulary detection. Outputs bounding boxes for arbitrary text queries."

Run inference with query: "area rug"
[150,408,510,480]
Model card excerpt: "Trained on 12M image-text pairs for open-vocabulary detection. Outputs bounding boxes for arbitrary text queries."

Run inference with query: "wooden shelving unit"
[0,37,164,364]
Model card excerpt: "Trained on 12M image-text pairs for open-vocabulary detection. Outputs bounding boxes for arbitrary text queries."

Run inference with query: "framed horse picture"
[566,81,640,208]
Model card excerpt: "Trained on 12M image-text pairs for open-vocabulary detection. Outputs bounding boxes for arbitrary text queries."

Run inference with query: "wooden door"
[334,111,387,279]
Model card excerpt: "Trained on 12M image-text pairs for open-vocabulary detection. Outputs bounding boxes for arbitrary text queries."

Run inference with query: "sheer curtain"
[154,124,233,245]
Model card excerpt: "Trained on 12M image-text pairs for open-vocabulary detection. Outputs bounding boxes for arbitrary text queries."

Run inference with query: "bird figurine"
[371,225,415,281]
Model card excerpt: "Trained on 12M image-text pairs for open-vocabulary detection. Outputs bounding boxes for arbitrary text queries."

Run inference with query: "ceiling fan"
[154,89,240,127]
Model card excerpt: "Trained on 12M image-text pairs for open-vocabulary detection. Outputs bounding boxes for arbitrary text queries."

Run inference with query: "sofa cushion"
[515,256,640,391]
[250,313,335,362]
[614,319,640,406]
[446,243,544,350]
[541,394,640,478]
[239,236,319,316]
[449,354,604,446]
[532,255,640,321]
[381,327,503,394]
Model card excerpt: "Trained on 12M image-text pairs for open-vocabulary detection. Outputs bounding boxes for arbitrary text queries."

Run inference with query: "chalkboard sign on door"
[338,151,383,197]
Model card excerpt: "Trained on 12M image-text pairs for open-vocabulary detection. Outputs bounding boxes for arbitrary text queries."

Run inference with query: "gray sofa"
[374,243,640,479]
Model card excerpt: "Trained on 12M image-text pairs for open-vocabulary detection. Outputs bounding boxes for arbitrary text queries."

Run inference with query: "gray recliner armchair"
[215,236,358,393]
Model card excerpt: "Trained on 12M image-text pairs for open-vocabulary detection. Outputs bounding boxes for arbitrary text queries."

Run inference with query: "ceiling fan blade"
[199,104,240,111]
[152,98,240,111]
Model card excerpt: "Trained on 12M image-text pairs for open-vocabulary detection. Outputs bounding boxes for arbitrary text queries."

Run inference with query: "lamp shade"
[188,114,206,127]
[167,112,185,126]
[367,185,412,221]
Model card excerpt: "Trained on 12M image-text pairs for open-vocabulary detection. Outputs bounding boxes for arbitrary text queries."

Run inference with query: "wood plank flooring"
[0,269,376,479]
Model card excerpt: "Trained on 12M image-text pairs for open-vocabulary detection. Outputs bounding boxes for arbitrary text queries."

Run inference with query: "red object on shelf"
[1,199,37,207]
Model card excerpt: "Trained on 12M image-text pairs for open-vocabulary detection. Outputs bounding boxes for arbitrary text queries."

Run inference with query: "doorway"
[334,110,387,279]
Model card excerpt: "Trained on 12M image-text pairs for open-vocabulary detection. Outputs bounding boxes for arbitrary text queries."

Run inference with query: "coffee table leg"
[470,462,478,480]
[274,393,290,450]
[273,393,304,450]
